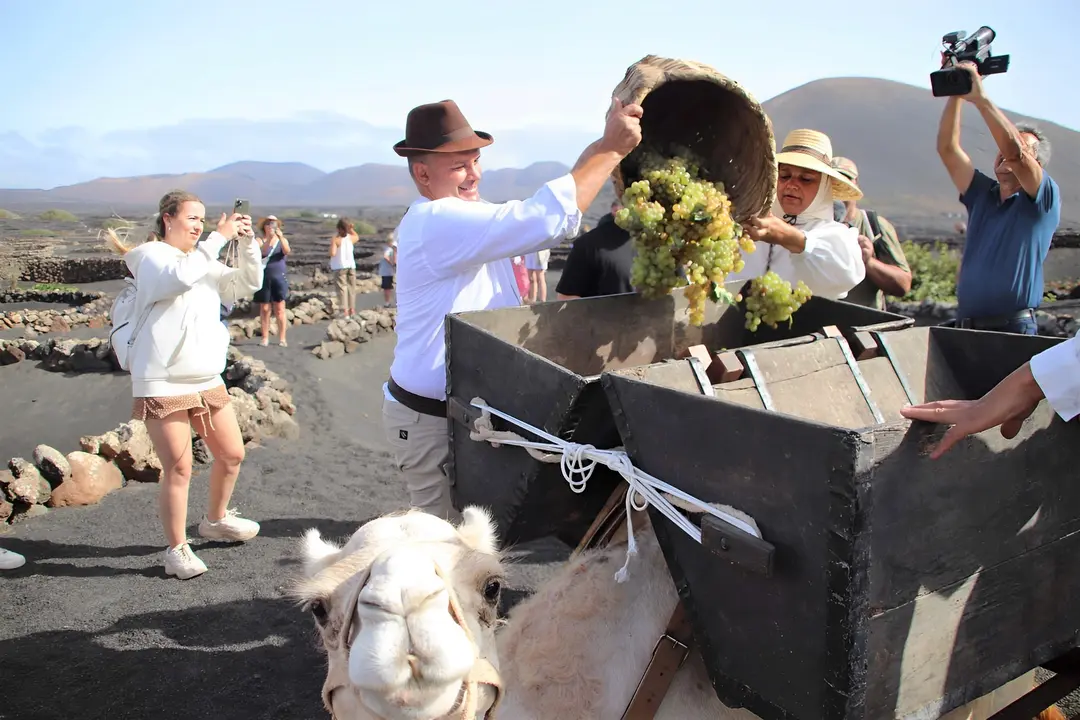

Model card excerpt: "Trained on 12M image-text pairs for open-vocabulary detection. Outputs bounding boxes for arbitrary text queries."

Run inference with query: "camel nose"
[358,547,446,617]
[349,547,476,693]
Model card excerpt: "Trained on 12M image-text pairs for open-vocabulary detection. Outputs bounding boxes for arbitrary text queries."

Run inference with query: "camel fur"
[292,505,1060,720]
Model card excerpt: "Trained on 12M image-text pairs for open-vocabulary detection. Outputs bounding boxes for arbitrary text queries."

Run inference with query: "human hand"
[745,215,804,252]
[858,235,873,264]
[956,61,986,104]
[599,97,643,158]
[899,363,1044,459]
[216,212,244,240]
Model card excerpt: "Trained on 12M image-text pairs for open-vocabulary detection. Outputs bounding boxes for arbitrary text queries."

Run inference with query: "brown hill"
[762,77,1079,228]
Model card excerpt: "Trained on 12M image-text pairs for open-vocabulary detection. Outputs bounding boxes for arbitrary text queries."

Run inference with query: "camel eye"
[482,578,502,605]
[310,599,329,625]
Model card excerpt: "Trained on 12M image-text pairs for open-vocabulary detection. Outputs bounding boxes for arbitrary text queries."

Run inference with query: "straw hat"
[775,129,862,201]
[832,156,860,186]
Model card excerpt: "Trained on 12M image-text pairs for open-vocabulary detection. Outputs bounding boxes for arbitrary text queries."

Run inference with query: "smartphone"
[233,198,250,217]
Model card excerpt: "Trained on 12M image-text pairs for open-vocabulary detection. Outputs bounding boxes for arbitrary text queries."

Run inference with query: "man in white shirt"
[900,335,1080,458]
[383,97,643,520]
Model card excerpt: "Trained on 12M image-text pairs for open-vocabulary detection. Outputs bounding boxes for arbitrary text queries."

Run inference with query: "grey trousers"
[381,396,460,522]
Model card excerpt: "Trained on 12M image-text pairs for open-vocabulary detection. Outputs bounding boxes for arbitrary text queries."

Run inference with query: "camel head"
[291,507,506,720]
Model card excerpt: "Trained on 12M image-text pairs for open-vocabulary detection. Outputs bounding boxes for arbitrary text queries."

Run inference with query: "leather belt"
[955,308,1035,330]
[387,376,447,418]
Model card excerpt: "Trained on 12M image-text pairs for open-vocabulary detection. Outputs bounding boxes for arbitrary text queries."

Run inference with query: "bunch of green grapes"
[743,270,812,332]
[614,149,755,326]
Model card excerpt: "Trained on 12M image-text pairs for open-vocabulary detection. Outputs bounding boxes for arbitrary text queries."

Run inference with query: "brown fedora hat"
[393,99,494,157]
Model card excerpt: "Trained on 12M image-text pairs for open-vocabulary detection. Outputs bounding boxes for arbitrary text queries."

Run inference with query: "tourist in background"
[254,216,291,346]
[831,156,912,309]
[556,200,634,300]
[525,247,551,303]
[329,218,358,318]
[106,190,263,580]
[379,233,397,308]
[936,61,1060,335]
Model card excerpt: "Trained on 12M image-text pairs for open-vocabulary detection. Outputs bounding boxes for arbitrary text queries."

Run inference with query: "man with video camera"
[936,61,1060,335]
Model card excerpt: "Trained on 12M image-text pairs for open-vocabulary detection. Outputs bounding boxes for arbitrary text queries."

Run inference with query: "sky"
[0,0,1076,184]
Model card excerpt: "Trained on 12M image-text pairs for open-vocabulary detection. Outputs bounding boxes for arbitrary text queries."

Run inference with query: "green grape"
[614,148,755,326]
[743,271,813,331]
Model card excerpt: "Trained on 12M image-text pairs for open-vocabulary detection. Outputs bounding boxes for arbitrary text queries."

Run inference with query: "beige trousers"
[334,268,356,314]
[381,396,460,522]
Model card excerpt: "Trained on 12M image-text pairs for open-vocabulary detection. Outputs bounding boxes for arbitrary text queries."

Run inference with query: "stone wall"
[886,299,1080,338]
[0,290,111,336]
[19,257,128,284]
[0,343,298,524]
[311,310,397,359]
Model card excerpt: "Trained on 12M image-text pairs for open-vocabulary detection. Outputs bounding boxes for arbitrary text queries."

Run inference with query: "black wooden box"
[444,291,910,548]
[600,324,1080,720]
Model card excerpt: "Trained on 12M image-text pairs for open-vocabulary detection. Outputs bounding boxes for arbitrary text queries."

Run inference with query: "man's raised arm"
[937,96,975,195]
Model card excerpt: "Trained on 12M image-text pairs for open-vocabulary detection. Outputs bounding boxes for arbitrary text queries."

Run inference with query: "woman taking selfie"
[107,190,263,580]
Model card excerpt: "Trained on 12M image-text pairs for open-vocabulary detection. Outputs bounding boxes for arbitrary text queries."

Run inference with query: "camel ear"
[300,528,342,577]
[457,506,500,555]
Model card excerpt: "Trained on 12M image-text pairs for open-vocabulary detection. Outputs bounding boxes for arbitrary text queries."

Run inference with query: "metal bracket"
[873,330,917,405]
[448,396,483,430]
[834,336,885,425]
[737,349,775,411]
[687,356,716,397]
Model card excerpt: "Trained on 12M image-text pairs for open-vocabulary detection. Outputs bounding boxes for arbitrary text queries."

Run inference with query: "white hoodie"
[123,231,263,397]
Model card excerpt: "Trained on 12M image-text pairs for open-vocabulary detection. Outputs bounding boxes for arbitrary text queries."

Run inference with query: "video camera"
[930,26,1010,97]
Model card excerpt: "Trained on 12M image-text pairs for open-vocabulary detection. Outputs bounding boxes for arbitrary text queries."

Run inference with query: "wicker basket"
[611,55,776,224]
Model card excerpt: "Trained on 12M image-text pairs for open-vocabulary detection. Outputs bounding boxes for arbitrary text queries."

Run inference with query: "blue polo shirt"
[956,169,1059,318]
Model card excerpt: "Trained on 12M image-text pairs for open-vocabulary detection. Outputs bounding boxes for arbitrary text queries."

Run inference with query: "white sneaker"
[0,547,26,570]
[198,508,260,542]
[164,542,207,579]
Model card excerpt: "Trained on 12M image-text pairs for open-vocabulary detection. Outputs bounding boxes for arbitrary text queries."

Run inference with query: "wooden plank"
[455,292,675,377]
[865,404,1080,611]
[609,360,706,397]
[855,356,912,423]
[862,528,1080,720]
[740,341,880,429]
[873,326,965,405]
[602,370,864,720]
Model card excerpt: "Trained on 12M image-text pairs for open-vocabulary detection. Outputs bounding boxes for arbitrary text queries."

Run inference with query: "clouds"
[0,114,598,189]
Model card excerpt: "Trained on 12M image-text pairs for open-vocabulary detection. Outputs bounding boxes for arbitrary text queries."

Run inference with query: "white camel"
[290,504,756,719]
[290,506,1048,720]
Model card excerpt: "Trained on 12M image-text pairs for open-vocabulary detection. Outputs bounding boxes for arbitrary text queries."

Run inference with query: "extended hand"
[600,97,643,157]
[899,363,1045,459]
[745,215,805,252]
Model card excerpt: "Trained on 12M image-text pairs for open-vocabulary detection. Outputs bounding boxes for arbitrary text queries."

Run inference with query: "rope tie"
[467,398,762,583]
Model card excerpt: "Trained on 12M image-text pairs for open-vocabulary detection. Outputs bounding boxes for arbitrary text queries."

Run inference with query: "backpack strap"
[865,210,883,240]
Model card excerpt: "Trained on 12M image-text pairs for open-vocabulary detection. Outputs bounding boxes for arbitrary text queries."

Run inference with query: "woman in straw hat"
[729,129,866,299]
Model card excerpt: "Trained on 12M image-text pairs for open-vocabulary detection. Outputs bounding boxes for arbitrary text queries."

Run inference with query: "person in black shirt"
[556,201,636,300]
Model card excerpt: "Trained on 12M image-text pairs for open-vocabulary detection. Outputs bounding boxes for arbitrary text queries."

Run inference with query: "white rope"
[467,397,762,583]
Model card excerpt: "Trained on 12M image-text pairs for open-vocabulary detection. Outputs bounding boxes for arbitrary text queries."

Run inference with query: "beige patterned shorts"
[132,384,232,437]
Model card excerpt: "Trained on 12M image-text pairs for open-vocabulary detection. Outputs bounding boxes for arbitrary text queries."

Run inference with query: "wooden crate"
[600,325,1080,720]
[444,291,910,548]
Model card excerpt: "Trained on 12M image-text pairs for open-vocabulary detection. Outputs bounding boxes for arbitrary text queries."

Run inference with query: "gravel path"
[0,326,568,720]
